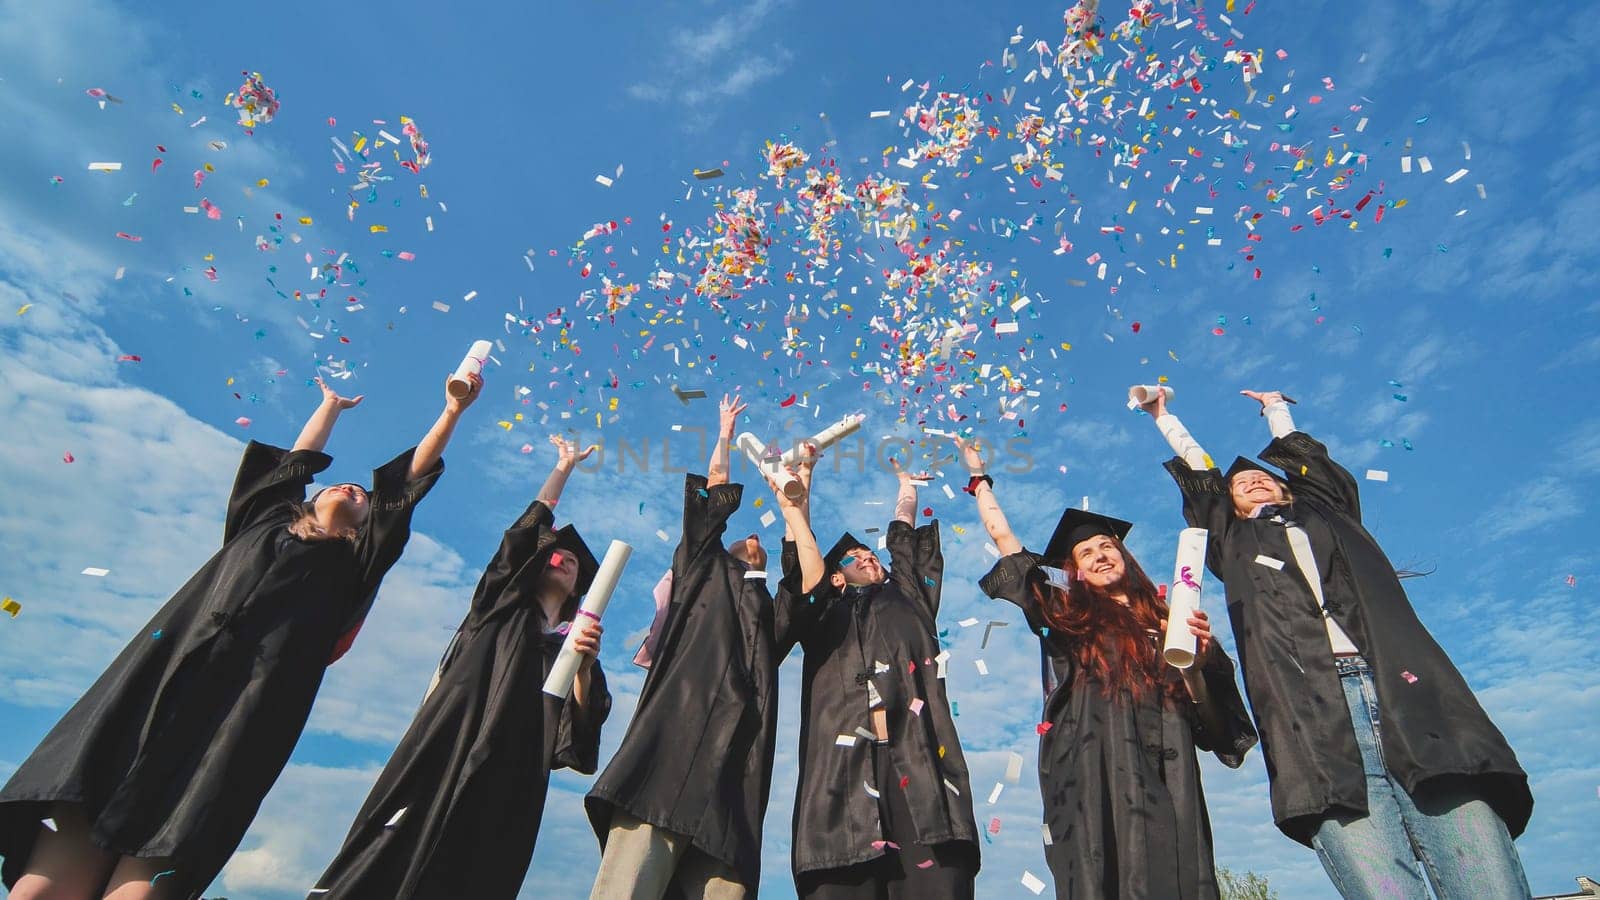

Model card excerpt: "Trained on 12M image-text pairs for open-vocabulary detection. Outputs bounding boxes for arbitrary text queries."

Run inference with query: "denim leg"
[1310,667,1430,900]
[1393,777,1532,900]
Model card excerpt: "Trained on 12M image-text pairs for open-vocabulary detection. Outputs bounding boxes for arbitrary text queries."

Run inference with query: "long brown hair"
[1031,536,1185,702]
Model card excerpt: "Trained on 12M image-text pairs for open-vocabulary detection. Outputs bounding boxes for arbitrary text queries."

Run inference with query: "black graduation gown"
[979,551,1257,900]
[0,441,439,897]
[311,499,611,899]
[586,474,781,892]
[777,520,980,877]
[1165,430,1533,845]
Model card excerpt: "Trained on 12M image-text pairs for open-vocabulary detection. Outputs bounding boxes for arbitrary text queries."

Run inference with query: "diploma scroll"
[737,414,864,501]
[1126,384,1175,411]
[1163,527,1209,668]
[542,539,634,699]
[447,340,494,399]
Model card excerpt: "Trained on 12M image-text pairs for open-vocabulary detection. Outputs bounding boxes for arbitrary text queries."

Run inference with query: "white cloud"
[624,0,794,120]
[1472,476,1583,542]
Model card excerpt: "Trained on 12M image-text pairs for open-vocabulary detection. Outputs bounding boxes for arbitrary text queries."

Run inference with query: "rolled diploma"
[736,432,799,499]
[542,539,634,699]
[1127,383,1175,411]
[1163,527,1208,668]
[447,340,494,399]
[781,413,865,466]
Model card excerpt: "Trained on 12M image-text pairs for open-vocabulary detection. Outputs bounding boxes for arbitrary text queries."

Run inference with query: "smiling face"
[1230,469,1288,516]
[728,533,768,570]
[833,547,887,588]
[313,483,369,533]
[1070,534,1126,592]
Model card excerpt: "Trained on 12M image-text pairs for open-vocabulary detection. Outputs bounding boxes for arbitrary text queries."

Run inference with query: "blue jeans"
[1311,657,1531,900]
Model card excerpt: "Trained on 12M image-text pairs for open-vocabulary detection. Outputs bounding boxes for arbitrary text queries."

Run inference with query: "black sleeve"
[885,519,943,618]
[977,550,1049,634]
[1259,431,1362,520]
[1189,646,1259,769]
[677,473,743,570]
[223,441,333,542]
[775,538,838,654]
[329,447,444,663]
[553,662,612,774]
[1163,457,1234,576]
[467,499,556,618]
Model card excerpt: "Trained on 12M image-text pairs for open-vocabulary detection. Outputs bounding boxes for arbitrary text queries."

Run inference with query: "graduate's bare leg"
[8,803,118,900]
[674,847,747,900]
[100,855,178,900]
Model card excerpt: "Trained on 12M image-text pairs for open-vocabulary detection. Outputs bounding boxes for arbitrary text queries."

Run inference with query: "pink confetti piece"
[397,251,416,261]
[1401,671,1418,684]
[235,417,252,427]
[916,860,935,869]
[114,232,142,242]
[62,452,75,463]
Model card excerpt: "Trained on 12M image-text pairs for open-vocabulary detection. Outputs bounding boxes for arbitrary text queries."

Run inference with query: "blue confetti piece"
[151,629,163,640]
[1393,393,1408,402]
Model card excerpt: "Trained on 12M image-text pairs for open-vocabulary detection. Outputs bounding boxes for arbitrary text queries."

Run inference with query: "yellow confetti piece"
[497,421,513,431]
[1202,454,1215,469]
[203,163,215,173]
[17,304,32,316]
[369,225,388,233]
[608,398,619,411]
[256,179,269,188]
[298,217,313,226]
[1,597,19,617]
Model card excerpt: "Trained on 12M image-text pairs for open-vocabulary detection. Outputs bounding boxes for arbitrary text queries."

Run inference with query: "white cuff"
[1157,414,1212,472]
[1264,401,1297,440]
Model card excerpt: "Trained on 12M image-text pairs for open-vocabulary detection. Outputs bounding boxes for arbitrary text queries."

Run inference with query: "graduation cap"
[825,532,872,573]
[1043,509,1134,564]
[1224,456,1279,483]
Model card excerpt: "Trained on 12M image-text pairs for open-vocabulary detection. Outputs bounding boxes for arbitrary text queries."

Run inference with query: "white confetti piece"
[1253,555,1285,571]
[594,174,614,187]
[1417,156,1433,174]
[863,780,880,798]
[986,782,1004,804]
[759,510,777,528]
[975,659,989,676]
[1022,870,1047,894]
[655,529,671,542]
[384,807,407,828]
[836,734,859,747]
[1400,156,1412,173]
[1365,469,1389,482]
[1444,168,1468,184]
[41,817,57,832]
[994,321,1019,335]
[935,649,950,679]
[81,567,110,577]
[87,162,122,171]
[958,617,980,628]
[869,110,891,118]
[462,290,478,302]
[1041,823,1053,846]
[908,697,925,716]
[431,301,450,313]
[944,778,961,796]
[1005,752,1024,783]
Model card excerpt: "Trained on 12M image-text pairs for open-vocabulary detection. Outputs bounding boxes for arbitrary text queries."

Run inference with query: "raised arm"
[410,372,482,481]
[1245,390,1362,517]
[891,455,918,525]
[955,436,1021,556]
[293,377,364,452]
[1138,388,1212,472]
[771,467,824,593]
[707,394,745,488]
[539,434,596,509]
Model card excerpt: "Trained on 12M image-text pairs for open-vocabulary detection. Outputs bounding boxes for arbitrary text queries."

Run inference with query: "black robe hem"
[791,836,979,877]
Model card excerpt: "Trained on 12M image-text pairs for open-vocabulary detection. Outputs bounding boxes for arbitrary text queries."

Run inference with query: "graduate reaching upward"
[958,435,1256,900]
[779,453,980,900]
[586,396,827,900]
[1144,388,1534,900]
[310,434,610,899]
[0,372,480,900]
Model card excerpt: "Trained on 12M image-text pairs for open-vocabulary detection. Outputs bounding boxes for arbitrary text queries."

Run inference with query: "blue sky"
[0,0,1596,897]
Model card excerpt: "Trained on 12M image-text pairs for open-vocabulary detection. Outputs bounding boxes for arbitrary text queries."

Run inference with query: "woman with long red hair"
[956,436,1256,899]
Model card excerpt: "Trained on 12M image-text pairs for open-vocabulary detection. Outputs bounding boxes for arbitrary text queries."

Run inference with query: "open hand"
[551,434,598,471]
[316,376,364,410]
[1240,389,1288,409]
[719,393,747,437]
[952,435,987,474]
